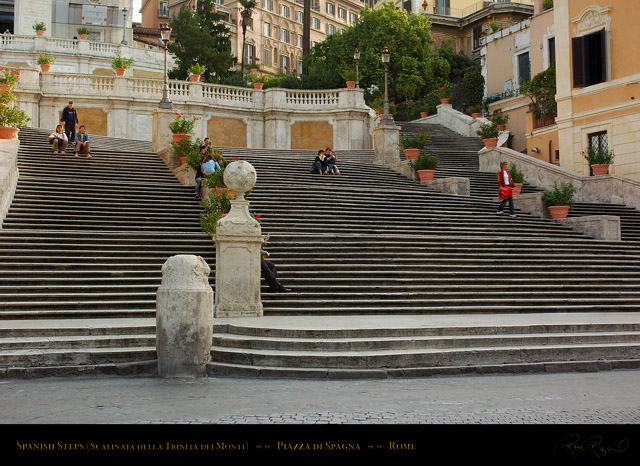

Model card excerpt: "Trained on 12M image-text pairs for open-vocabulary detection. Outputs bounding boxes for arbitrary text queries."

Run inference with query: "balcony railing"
[422,1,533,19]
[533,115,556,130]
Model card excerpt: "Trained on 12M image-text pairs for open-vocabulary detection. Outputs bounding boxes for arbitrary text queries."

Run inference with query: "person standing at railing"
[60,101,78,147]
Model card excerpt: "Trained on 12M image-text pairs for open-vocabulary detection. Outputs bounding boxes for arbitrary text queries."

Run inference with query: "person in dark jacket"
[60,101,78,146]
[261,235,291,292]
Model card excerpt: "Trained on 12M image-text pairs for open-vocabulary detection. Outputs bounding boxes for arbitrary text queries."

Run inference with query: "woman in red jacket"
[496,161,516,217]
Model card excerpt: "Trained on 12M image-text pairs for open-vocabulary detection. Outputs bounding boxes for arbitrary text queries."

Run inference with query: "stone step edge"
[0,360,157,379]
[207,359,640,379]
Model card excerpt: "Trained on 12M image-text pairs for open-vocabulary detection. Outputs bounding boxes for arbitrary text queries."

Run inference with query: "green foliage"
[110,52,133,70]
[168,0,235,82]
[37,53,56,65]
[0,104,31,128]
[77,26,91,36]
[411,152,438,171]
[219,70,249,87]
[437,40,484,111]
[476,122,499,139]
[302,4,449,105]
[168,113,197,134]
[172,137,200,160]
[187,63,207,75]
[520,63,557,119]
[582,147,614,165]
[543,0,554,10]
[509,164,525,184]
[489,21,500,33]
[278,74,302,89]
[0,68,20,86]
[465,104,482,115]
[399,132,430,149]
[542,182,579,207]
[199,189,232,236]
[491,113,509,125]
[32,22,46,31]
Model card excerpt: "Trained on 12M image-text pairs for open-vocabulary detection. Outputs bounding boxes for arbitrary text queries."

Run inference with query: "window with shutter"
[572,29,606,88]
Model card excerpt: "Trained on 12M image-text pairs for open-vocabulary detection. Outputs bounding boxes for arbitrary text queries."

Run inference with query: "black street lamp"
[381,46,392,124]
[159,23,172,109]
[240,7,253,79]
[354,48,360,89]
[121,8,128,46]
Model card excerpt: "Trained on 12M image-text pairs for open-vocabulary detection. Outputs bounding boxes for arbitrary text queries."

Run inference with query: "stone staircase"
[0,126,639,378]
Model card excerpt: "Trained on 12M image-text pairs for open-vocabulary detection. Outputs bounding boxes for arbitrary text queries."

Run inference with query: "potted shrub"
[466,103,482,119]
[399,132,430,160]
[111,52,134,76]
[0,90,31,139]
[411,152,439,182]
[172,137,198,166]
[341,66,358,88]
[491,113,509,131]
[0,68,20,93]
[369,95,397,119]
[509,164,526,195]
[77,26,91,40]
[248,72,266,89]
[582,147,614,176]
[33,22,46,36]
[477,122,499,148]
[37,53,55,72]
[169,112,197,142]
[436,85,451,105]
[187,63,206,82]
[248,55,260,72]
[489,21,501,33]
[542,182,579,219]
[199,188,232,236]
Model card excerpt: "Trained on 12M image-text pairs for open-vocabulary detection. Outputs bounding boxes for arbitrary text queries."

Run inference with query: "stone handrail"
[422,103,491,138]
[479,146,640,210]
[0,140,19,230]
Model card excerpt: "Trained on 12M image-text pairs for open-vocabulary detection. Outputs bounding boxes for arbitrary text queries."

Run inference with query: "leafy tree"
[437,39,484,111]
[302,4,449,104]
[167,0,235,82]
[520,63,557,118]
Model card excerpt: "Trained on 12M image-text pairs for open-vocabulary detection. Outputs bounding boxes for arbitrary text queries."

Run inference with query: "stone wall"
[0,139,19,229]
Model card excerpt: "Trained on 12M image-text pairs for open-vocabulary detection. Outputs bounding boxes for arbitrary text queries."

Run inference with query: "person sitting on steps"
[325,147,340,175]
[310,149,327,174]
[47,125,68,154]
[202,155,220,175]
[74,125,91,158]
[261,234,291,293]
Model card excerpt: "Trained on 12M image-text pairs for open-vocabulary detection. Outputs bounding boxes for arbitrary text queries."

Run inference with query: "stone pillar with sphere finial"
[214,160,263,317]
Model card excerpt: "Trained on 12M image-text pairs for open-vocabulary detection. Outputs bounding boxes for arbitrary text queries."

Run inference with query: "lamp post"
[159,23,172,109]
[354,48,360,88]
[121,7,128,46]
[381,46,392,124]
[240,7,252,79]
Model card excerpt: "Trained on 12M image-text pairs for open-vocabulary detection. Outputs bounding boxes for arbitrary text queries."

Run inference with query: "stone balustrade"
[0,34,173,76]
[10,68,374,151]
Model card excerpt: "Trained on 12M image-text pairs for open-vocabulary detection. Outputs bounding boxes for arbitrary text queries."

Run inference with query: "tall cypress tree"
[167,0,235,82]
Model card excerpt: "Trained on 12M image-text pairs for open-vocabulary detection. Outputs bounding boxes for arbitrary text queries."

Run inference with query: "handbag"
[499,186,513,197]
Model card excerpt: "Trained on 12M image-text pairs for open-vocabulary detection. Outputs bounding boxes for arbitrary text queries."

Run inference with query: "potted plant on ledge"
[477,122,499,148]
[436,85,451,105]
[542,182,579,220]
[399,132,430,160]
[169,112,197,143]
[33,22,46,36]
[491,113,509,131]
[77,26,91,40]
[0,91,31,139]
[466,104,482,119]
[411,152,439,182]
[509,164,526,195]
[0,68,20,93]
[582,146,614,176]
[111,52,134,76]
[187,63,206,82]
[341,66,358,89]
[37,53,55,72]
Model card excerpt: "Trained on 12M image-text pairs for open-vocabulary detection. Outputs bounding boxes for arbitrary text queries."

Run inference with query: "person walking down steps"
[496,161,516,218]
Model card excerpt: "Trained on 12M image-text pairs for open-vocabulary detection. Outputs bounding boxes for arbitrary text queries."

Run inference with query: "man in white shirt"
[47,124,68,154]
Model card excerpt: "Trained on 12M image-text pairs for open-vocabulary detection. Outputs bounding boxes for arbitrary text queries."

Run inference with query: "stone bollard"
[214,161,263,317]
[156,255,214,378]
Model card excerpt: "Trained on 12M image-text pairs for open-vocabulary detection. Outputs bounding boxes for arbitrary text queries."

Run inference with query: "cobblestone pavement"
[1,370,639,424]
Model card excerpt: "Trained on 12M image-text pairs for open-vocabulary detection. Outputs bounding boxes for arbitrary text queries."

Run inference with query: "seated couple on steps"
[310,147,340,175]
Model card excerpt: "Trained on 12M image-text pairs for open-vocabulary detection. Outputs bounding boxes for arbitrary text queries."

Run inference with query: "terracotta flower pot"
[36,30,44,36]
[172,133,191,143]
[417,169,435,182]
[403,148,420,160]
[378,113,393,119]
[440,98,450,105]
[79,34,88,40]
[483,138,498,148]
[497,124,506,131]
[512,183,523,196]
[591,164,609,176]
[115,68,126,76]
[0,84,12,93]
[180,156,187,165]
[40,64,51,72]
[189,74,201,82]
[250,68,258,73]
[471,112,481,119]
[345,81,356,88]
[548,205,570,220]
[420,112,429,118]
[0,126,19,139]
[253,82,264,89]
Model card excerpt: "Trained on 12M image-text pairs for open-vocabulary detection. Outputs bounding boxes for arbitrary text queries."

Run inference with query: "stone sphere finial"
[223,161,256,201]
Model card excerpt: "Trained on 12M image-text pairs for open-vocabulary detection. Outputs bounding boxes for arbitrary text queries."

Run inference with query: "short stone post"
[156,255,214,378]
[373,122,400,167]
[214,161,263,317]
